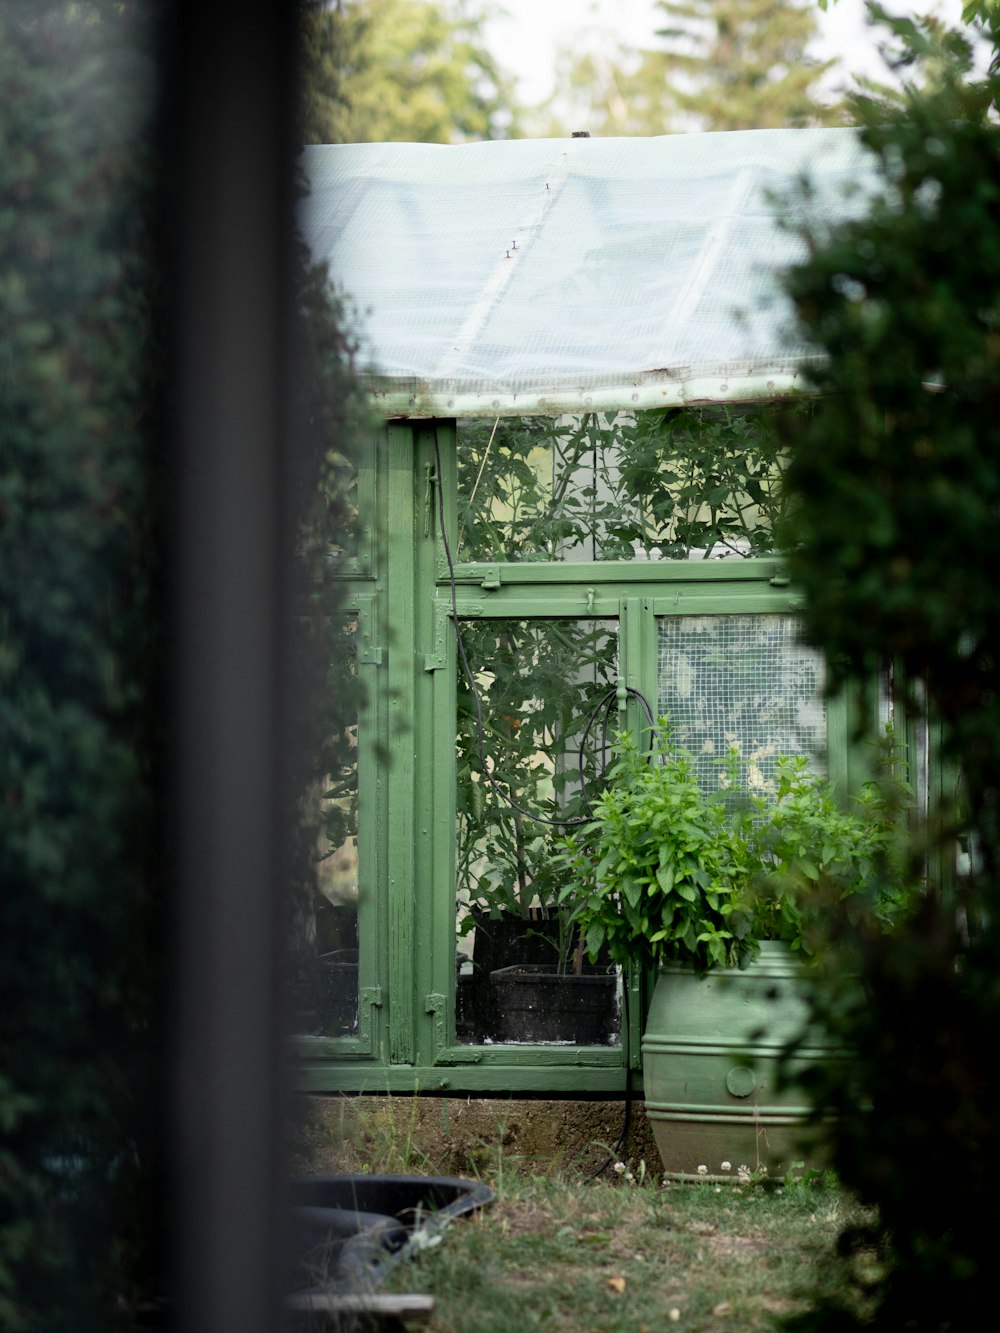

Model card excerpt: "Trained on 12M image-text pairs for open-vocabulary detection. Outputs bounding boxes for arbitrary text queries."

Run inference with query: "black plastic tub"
[490,963,619,1044]
[289,1174,495,1295]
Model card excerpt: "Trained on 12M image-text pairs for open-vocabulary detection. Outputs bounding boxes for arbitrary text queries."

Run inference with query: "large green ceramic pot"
[642,942,835,1181]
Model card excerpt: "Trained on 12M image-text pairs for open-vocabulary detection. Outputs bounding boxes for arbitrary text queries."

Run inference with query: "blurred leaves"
[541,0,842,138]
[0,2,163,1326]
[299,0,521,144]
[778,6,1000,1326]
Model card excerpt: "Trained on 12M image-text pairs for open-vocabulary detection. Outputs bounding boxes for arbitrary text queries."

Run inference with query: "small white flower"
[714,1186,722,1193]
[407,1230,442,1253]
[613,1161,626,1175]
[696,1164,708,1176]
[720,1161,732,1172]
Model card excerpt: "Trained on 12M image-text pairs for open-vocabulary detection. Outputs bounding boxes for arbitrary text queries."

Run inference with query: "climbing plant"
[456,406,792,564]
[453,405,793,939]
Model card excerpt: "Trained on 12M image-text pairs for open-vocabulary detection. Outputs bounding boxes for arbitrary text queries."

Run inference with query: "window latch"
[423,461,438,538]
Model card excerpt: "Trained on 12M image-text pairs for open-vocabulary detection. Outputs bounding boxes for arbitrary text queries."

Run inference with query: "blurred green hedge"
[778,11,1000,1328]
[0,3,165,1328]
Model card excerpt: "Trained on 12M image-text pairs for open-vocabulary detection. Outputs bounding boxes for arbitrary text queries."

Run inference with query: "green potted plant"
[553,724,914,1178]
[461,850,617,1047]
[455,805,613,1044]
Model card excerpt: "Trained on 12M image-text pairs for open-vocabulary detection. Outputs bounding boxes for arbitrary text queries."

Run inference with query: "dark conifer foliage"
[777,10,1000,1327]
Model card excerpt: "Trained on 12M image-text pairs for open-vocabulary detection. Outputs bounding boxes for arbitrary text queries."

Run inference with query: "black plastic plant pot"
[463,907,563,1041]
[288,1174,495,1295]
[314,950,359,1037]
[489,964,619,1045]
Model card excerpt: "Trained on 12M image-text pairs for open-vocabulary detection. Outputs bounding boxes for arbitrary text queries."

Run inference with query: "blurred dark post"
[164,3,298,1330]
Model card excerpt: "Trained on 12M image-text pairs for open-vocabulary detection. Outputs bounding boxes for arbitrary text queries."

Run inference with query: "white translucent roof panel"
[301,130,875,418]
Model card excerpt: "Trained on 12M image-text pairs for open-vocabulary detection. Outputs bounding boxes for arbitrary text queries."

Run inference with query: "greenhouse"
[294,128,932,1096]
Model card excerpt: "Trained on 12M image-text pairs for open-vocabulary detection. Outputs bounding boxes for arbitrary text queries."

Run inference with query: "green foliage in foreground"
[781,21,1000,848]
[0,3,370,1325]
[0,4,163,1327]
[776,8,1000,1327]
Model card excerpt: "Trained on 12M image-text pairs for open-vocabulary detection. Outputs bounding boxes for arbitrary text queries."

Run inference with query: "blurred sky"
[485,0,970,107]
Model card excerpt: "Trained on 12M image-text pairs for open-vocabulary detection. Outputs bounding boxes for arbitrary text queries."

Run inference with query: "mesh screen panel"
[658,615,826,795]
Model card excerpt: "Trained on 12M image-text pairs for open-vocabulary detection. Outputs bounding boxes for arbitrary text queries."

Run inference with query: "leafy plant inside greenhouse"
[552,724,916,974]
[453,404,798,968]
[455,405,793,564]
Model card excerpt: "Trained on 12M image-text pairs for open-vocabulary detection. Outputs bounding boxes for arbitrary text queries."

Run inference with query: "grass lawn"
[381,1170,869,1332]
[293,1097,875,1331]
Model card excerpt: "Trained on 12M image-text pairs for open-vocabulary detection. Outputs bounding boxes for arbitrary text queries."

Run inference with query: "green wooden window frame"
[297,420,928,1095]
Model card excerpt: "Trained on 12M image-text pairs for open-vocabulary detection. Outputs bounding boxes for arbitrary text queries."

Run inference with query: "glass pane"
[456,406,788,563]
[658,614,826,796]
[317,445,368,572]
[454,618,621,1045]
[291,614,360,1037]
